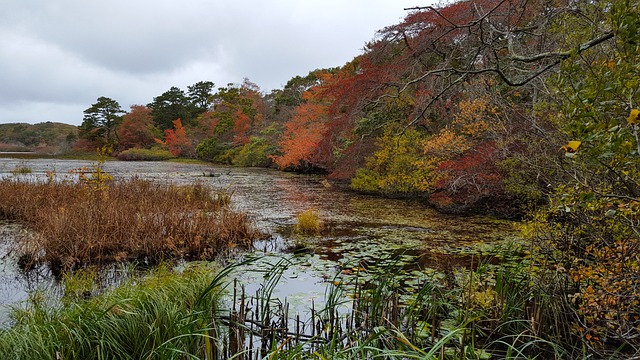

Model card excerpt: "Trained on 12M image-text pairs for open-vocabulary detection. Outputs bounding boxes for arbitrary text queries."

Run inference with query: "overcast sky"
[0,0,421,126]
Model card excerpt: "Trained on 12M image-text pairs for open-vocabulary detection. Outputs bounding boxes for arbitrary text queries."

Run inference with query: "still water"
[0,158,517,324]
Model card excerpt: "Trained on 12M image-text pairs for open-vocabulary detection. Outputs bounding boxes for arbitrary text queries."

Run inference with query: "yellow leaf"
[562,141,582,153]
[629,109,640,125]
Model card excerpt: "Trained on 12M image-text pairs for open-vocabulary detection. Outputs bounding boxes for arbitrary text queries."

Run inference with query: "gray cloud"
[0,0,419,125]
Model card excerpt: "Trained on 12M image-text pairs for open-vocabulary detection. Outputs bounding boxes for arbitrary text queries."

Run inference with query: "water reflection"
[0,158,517,323]
[0,223,59,326]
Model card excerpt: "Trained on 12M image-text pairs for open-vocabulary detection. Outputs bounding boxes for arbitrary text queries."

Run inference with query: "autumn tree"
[274,100,329,171]
[517,1,640,354]
[79,96,124,148]
[272,70,324,112]
[116,105,158,150]
[156,119,194,157]
[378,0,613,126]
[272,69,347,172]
[207,80,264,144]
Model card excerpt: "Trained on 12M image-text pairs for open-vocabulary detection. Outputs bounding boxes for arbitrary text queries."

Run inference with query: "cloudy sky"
[0,0,421,126]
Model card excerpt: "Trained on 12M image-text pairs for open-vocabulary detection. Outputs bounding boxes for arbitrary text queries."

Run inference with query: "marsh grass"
[10,163,32,174]
[265,263,569,360]
[0,263,222,360]
[0,255,577,359]
[294,209,323,235]
[0,177,262,270]
[198,254,572,359]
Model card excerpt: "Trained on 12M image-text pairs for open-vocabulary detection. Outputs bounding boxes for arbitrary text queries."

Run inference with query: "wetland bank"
[0,157,564,359]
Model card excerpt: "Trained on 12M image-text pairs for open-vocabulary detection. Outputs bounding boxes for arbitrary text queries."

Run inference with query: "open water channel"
[0,158,517,326]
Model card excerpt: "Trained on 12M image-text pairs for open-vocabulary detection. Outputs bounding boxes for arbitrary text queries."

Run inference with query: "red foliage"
[233,109,251,145]
[306,63,386,174]
[430,142,509,213]
[117,105,156,150]
[73,138,100,152]
[157,119,194,157]
[197,111,219,137]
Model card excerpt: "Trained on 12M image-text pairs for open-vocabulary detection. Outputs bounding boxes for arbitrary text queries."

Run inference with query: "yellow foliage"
[295,209,323,235]
[422,128,471,157]
[452,97,497,137]
[628,109,640,125]
[352,126,441,194]
[561,140,582,153]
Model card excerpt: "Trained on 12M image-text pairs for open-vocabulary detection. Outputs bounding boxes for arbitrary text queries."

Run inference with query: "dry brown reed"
[0,177,262,270]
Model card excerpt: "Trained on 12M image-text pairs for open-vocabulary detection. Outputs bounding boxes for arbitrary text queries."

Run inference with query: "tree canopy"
[80,96,124,147]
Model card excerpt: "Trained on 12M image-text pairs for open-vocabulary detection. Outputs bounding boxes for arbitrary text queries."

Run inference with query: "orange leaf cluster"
[273,103,328,169]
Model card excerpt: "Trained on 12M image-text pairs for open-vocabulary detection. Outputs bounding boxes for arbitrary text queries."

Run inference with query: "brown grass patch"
[0,177,262,270]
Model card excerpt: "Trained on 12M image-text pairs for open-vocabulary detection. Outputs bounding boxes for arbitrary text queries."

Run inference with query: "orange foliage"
[156,119,193,157]
[423,128,472,158]
[273,102,328,169]
[567,224,640,348]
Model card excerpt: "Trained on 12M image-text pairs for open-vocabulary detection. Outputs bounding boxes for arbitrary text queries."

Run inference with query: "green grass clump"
[10,165,32,174]
[0,263,221,360]
[294,209,323,235]
[116,148,174,161]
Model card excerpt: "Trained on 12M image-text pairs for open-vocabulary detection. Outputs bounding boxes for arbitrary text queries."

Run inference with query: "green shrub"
[350,126,434,195]
[233,136,276,167]
[196,138,223,161]
[116,148,173,161]
[351,168,380,193]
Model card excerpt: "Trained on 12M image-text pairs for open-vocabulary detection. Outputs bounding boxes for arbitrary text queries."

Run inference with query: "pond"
[0,158,518,325]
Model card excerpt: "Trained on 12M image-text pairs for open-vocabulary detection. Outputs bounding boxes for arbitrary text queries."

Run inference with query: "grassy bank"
[0,174,261,270]
[0,263,222,359]
[0,152,108,161]
[0,255,580,360]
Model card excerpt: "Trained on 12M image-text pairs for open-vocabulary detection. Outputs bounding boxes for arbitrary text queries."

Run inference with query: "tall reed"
[219,252,572,359]
[0,177,262,270]
[0,254,578,359]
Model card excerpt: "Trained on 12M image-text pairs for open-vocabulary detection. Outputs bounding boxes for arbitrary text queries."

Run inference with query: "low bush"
[232,136,276,167]
[116,148,173,161]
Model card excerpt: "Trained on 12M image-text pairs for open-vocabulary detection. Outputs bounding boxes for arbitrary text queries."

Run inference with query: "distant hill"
[0,122,78,154]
